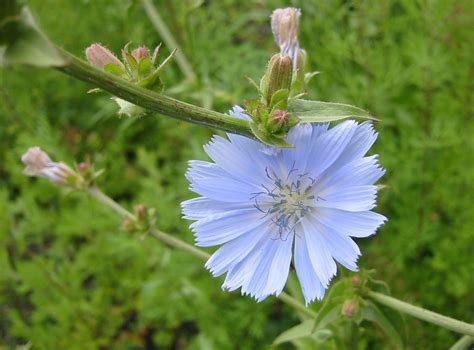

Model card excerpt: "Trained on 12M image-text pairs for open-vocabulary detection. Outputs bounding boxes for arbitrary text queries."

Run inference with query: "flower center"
[252,165,316,239]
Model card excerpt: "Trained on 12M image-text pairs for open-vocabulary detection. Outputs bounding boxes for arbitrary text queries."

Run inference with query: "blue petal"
[294,233,326,304]
[316,208,387,238]
[313,216,361,271]
[304,120,357,177]
[205,227,267,276]
[229,105,251,121]
[316,155,384,193]
[204,135,272,186]
[300,218,337,288]
[314,185,378,211]
[186,160,260,202]
[191,208,265,247]
[181,197,252,220]
[328,122,378,172]
[222,230,293,301]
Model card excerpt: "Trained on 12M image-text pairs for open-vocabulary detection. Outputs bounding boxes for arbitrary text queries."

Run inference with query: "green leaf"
[0,6,66,67]
[288,99,378,123]
[103,63,125,76]
[273,320,333,346]
[269,88,289,110]
[362,301,405,349]
[249,122,292,148]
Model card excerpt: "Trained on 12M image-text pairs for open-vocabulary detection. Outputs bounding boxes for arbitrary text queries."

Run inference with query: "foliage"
[0,0,472,349]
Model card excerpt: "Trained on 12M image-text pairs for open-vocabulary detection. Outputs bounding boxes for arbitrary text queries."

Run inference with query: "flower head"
[182,107,386,304]
[21,147,75,184]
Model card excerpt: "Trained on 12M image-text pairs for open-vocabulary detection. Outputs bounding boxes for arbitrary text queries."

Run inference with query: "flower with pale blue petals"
[182,106,386,304]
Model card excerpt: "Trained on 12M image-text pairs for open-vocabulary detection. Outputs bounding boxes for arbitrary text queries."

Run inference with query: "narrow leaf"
[288,99,378,123]
[249,122,293,148]
[362,302,405,349]
[0,7,66,67]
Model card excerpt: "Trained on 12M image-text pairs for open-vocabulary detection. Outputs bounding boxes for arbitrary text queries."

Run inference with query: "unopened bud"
[262,54,292,105]
[122,217,135,232]
[21,147,75,184]
[131,47,149,62]
[351,276,361,286]
[271,8,301,66]
[77,161,90,173]
[342,299,359,318]
[135,204,147,221]
[85,43,124,69]
[270,109,290,127]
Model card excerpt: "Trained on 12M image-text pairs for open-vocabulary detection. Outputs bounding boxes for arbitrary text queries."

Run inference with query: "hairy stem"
[57,49,253,137]
[368,292,474,336]
[141,0,196,82]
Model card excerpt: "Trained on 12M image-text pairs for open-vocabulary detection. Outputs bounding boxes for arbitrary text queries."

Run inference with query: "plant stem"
[368,291,474,336]
[450,335,473,350]
[278,292,317,318]
[141,0,196,82]
[57,49,253,137]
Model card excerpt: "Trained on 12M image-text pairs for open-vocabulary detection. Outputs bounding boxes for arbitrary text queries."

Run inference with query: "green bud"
[261,54,293,106]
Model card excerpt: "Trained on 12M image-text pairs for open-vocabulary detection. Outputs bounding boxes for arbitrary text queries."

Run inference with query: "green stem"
[450,336,473,350]
[141,0,196,82]
[57,49,253,137]
[368,291,474,336]
[278,292,317,318]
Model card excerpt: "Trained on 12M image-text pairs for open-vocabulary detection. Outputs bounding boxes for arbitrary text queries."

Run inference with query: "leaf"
[103,63,125,76]
[269,88,289,110]
[249,122,292,148]
[0,6,66,67]
[288,99,378,123]
[362,301,405,349]
[273,320,333,346]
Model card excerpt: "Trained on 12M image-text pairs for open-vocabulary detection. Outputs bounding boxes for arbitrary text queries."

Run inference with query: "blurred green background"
[1,0,473,349]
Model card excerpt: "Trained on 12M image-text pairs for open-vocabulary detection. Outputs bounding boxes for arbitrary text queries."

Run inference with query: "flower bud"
[342,299,359,318]
[85,43,124,69]
[131,47,149,62]
[271,8,301,66]
[135,204,147,221]
[351,276,361,286]
[270,109,290,128]
[262,54,292,106]
[21,147,75,184]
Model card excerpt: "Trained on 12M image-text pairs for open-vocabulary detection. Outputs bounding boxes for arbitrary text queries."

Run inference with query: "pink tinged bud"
[342,299,359,318]
[21,147,74,184]
[85,43,124,69]
[131,47,149,61]
[270,109,290,127]
[271,8,301,67]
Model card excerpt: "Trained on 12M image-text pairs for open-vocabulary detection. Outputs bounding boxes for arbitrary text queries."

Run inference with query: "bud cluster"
[122,204,156,237]
[21,147,103,189]
[85,43,175,117]
[244,53,298,147]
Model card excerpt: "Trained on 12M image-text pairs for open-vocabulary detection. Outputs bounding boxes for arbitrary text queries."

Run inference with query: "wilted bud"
[270,109,290,128]
[342,299,359,318]
[262,54,292,105]
[131,47,149,62]
[21,147,75,185]
[271,8,301,66]
[85,43,124,69]
[122,217,135,232]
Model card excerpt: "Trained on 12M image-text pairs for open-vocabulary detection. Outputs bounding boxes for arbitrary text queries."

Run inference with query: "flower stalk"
[56,49,253,137]
[368,291,474,336]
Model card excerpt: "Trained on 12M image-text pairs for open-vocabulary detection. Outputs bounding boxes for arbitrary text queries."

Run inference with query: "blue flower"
[182,106,386,304]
